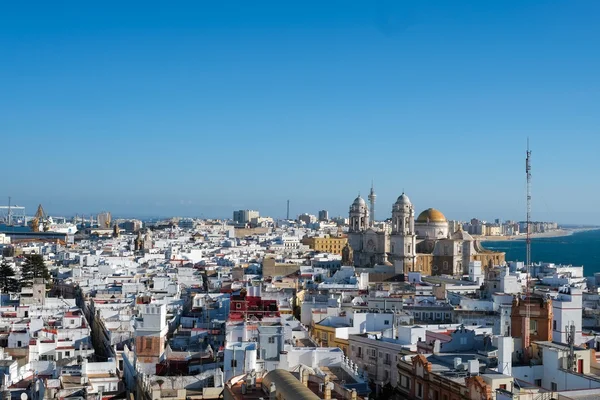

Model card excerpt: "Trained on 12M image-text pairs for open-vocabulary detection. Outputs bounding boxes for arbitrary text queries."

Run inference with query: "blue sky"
[1,1,599,223]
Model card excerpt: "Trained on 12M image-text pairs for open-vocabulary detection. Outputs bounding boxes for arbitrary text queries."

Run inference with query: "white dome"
[353,196,366,207]
[395,193,411,206]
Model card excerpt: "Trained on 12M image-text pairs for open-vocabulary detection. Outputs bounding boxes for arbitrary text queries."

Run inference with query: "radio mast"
[526,139,532,288]
[523,139,533,359]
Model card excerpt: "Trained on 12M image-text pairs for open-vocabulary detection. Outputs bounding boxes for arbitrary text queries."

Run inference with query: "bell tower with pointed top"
[368,182,376,227]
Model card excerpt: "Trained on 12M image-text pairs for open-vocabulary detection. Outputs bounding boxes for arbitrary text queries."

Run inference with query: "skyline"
[2,1,600,223]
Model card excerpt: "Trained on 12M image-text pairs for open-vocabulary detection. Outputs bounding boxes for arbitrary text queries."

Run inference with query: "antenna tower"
[522,140,533,360]
[526,139,532,290]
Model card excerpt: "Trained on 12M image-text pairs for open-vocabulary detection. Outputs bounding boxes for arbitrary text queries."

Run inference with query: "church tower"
[390,193,417,276]
[368,183,376,227]
[348,195,369,233]
[347,195,369,266]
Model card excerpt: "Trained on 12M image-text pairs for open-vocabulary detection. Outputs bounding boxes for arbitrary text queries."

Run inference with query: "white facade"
[390,193,416,275]
[552,286,583,345]
[512,342,597,392]
[468,261,483,285]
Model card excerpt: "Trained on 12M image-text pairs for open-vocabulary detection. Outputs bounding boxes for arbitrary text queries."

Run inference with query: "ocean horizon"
[484,228,600,277]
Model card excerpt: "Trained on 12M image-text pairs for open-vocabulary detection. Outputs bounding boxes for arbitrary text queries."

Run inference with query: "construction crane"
[30,204,50,232]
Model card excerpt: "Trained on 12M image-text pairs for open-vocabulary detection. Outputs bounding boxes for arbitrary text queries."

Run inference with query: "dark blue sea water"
[484,229,600,276]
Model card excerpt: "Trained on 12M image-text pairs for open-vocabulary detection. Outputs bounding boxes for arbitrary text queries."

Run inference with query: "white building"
[552,286,583,345]
[512,341,598,392]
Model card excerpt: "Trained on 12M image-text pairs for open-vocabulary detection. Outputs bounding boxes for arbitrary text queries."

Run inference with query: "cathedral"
[347,188,505,277]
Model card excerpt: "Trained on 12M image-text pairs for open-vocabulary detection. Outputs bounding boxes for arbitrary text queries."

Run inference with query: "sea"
[483,229,600,277]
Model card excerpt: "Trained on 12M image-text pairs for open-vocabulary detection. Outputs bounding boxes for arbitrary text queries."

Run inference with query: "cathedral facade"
[347,189,505,277]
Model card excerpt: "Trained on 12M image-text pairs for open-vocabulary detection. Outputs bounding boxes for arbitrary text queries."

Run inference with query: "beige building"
[347,189,505,276]
[262,256,300,278]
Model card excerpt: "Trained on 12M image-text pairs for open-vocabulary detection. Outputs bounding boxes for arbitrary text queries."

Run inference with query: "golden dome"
[416,208,447,223]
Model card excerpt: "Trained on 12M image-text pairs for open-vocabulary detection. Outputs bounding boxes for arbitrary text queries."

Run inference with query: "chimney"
[324,375,331,400]
[302,368,309,387]
[497,336,513,377]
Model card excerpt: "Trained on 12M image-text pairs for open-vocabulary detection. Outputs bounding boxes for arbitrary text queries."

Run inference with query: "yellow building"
[311,319,350,355]
[302,234,348,255]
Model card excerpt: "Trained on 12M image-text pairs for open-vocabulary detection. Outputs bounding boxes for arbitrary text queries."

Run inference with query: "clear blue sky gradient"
[1,1,599,223]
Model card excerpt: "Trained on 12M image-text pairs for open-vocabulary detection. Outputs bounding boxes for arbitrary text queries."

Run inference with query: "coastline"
[476,227,600,241]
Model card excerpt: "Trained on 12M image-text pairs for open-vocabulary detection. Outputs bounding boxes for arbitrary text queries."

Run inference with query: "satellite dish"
[21,393,29,400]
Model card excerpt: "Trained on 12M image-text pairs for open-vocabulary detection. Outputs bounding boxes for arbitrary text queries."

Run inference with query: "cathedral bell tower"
[348,195,369,233]
[347,194,369,266]
[390,193,417,277]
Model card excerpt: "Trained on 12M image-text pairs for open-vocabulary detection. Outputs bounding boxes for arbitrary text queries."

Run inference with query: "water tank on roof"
[453,357,462,369]
[468,359,480,375]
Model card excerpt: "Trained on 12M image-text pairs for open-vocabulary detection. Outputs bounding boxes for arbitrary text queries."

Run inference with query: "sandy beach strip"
[475,228,599,241]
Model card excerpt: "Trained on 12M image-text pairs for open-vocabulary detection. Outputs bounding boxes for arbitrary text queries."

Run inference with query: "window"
[384,320,390,325]
[417,382,423,398]
[500,384,507,390]
[357,347,362,358]
[551,382,557,391]
[400,375,410,389]
[535,379,542,387]
[384,353,391,365]
[553,320,557,330]
[384,369,390,381]
[65,351,70,357]
[236,303,242,309]
[17,341,22,347]
[231,359,237,368]
[268,337,275,344]
[70,319,75,325]
[530,319,538,333]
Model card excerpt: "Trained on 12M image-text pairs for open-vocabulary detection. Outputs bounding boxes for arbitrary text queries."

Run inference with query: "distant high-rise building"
[233,210,259,225]
[121,219,143,232]
[297,213,317,225]
[318,210,329,221]
[97,212,111,229]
